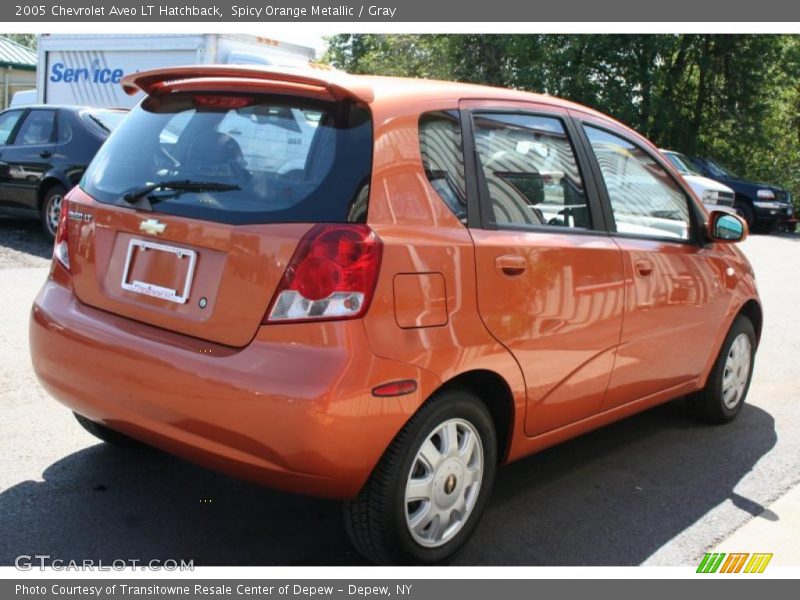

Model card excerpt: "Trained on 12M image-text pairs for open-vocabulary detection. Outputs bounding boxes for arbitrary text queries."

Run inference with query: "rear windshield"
[80,93,372,224]
[81,109,128,134]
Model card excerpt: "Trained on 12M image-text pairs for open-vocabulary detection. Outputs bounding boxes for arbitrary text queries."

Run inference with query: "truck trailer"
[36,34,316,108]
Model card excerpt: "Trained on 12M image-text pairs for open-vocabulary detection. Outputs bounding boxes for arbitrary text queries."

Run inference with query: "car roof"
[122,64,630,131]
[361,74,613,116]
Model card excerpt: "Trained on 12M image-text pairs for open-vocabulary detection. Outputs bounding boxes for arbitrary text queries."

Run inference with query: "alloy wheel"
[405,418,484,548]
[722,332,752,409]
[47,193,63,237]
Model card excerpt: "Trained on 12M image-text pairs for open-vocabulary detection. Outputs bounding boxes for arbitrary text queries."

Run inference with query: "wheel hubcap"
[722,333,752,409]
[47,194,63,235]
[405,418,483,548]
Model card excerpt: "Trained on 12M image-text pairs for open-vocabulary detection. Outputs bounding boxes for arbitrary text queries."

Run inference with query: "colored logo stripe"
[744,553,773,573]
[697,553,726,573]
[697,552,773,573]
[720,553,749,573]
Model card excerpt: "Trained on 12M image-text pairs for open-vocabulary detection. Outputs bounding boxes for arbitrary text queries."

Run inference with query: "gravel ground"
[0,219,798,566]
[0,218,51,269]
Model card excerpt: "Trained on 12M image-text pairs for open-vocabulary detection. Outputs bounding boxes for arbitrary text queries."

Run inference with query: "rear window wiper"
[122,180,241,204]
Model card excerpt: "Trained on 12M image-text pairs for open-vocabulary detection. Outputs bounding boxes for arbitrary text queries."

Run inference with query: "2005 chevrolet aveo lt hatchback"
[30,65,761,564]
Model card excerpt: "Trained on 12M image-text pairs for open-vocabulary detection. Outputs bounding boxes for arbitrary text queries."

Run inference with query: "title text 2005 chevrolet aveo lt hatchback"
[30,66,761,565]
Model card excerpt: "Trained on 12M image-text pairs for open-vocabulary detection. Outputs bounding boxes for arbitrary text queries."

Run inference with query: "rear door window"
[57,111,73,143]
[473,113,592,230]
[81,93,373,225]
[14,110,56,146]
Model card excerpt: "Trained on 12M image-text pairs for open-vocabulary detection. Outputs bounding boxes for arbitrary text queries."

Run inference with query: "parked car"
[687,155,796,232]
[0,105,128,239]
[660,149,737,212]
[29,66,761,565]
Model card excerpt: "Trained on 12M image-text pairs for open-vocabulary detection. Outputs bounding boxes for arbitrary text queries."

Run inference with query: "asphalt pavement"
[0,216,797,566]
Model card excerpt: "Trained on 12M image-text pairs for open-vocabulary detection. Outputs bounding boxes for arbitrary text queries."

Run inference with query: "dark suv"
[0,105,127,239]
[688,156,795,232]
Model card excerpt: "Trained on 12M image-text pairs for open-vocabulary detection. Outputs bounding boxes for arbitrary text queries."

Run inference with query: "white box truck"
[36,34,317,108]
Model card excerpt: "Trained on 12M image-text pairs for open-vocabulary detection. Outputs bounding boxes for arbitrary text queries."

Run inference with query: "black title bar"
[6,1,800,22]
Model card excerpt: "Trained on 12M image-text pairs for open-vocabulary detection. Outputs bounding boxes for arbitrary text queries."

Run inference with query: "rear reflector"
[265,224,382,323]
[54,199,70,271]
[372,380,418,397]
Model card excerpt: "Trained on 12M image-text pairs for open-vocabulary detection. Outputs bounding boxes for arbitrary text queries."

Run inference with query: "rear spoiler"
[121,65,375,104]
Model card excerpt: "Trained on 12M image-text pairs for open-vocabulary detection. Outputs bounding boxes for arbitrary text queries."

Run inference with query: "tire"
[41,184,67,241]
[687,315,756,424]
[73,412,147,449]
[734,201,754,229]
[343,388,497,565]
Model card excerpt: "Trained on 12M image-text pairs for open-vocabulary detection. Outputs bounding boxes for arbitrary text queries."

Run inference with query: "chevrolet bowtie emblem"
[139,219,166,236]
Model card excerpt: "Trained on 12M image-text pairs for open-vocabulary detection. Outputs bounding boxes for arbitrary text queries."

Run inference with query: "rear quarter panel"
[363,95,527,461]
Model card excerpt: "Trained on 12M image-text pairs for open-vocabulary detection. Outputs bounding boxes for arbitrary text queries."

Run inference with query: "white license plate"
[120,239,196,304]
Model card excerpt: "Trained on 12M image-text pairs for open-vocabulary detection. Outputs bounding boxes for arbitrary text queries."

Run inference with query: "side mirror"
[707,210,747,243]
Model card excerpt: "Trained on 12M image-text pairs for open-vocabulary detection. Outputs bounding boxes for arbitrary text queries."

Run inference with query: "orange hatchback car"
[30,66,761,564]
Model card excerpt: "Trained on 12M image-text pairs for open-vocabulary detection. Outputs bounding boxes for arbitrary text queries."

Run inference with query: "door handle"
[495,254,527,276]
[635,259,654,277]
[40,151,52,159]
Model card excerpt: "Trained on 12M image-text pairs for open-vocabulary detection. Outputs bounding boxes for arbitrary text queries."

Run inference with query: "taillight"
[54,199,70,271]
[265,224,382,323]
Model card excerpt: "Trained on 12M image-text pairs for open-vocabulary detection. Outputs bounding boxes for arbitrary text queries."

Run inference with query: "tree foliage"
[325,34,800,200]
[4,34,37,51]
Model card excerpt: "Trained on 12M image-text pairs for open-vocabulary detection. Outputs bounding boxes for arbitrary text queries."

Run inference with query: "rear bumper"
[30,277,432,499]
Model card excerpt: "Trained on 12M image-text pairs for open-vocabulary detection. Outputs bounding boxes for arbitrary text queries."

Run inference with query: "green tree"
[323,34,451,78]
[4,34,37,51]
[324,34,800,202]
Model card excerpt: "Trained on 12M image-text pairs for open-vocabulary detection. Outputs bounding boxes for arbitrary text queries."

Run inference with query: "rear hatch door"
[67,80,373,347]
